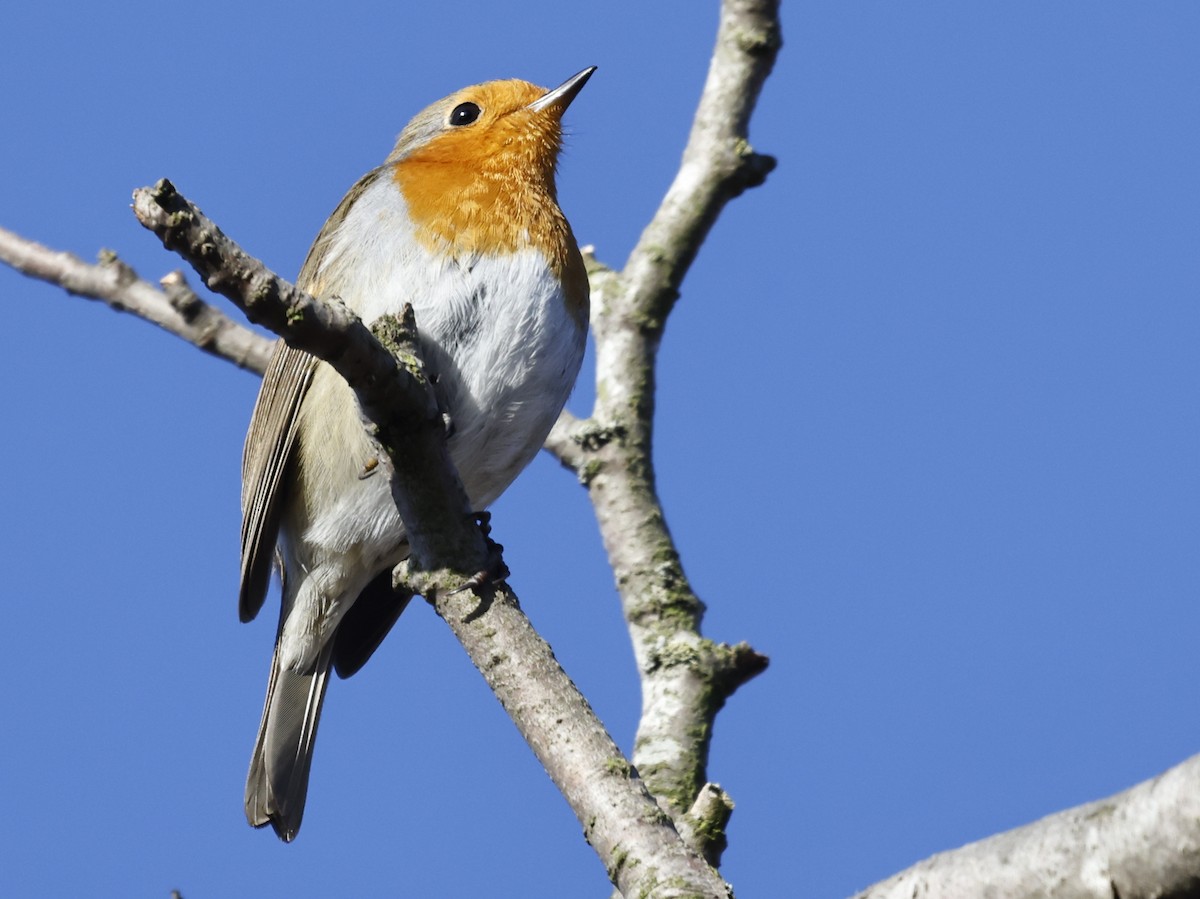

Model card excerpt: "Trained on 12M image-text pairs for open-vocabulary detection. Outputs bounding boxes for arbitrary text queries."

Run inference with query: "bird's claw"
[447,513,507,595]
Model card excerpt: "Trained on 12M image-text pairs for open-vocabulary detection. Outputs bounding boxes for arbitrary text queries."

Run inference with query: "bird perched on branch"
[238,68,594,842]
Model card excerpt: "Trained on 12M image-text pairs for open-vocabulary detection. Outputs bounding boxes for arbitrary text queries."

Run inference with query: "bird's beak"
[527,67,597,115]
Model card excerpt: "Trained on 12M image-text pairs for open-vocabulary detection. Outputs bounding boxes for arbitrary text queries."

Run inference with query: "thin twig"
[0,224,272,374]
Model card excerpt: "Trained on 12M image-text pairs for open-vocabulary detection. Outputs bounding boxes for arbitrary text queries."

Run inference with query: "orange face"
[391,78,587,321]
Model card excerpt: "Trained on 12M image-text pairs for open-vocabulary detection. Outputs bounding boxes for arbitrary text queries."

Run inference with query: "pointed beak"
[527,66,597,115]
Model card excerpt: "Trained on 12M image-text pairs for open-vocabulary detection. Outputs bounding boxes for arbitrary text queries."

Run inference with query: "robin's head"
[388,68,595,184]
[387,68,594,266]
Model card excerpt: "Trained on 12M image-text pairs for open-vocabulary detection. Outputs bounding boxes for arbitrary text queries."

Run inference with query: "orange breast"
[391,115,588,329]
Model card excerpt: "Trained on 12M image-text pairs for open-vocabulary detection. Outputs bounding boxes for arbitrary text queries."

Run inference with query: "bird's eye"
[449,102,481,127]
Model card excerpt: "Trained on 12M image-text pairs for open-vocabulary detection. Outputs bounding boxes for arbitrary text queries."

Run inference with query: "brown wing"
[237,167,388,623]
[238,342,316,622]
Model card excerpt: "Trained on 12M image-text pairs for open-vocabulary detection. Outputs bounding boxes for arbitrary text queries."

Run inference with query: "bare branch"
[567,0,780,835]
[580,244,623,317]
[407,565,735,899]
[544,408,590,474]
[854,753,1200,899]
[133,178,476,565]
[131,178,733,899]
[0,224,272,374]
[679,784,737,868]
[131,182,403,393]
[622,0,781,332]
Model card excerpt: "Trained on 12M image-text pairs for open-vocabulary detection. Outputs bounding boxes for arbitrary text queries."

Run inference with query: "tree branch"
[853,752,1200,899]
[0,224,272,374]
[131,179,732,899]
[556,0,779,851]
[621,0,780,333]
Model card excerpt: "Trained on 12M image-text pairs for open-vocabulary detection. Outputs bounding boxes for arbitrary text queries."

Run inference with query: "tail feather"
[245,641,335,842]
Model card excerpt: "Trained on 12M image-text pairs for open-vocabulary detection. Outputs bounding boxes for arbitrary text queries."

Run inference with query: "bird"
[237,67,594,842]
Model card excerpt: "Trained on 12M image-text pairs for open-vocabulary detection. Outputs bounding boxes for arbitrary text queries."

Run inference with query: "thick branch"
[409,568,733,899]
[0,224,272,374]
[854,753,1200,899]
[131,179,731,899]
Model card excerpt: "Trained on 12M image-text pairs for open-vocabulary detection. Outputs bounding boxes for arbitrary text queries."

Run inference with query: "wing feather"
[237,168,387,622]
[239,343,316,622]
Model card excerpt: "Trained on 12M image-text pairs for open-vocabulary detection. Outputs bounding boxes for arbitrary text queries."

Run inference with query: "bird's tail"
[245,640,334,842]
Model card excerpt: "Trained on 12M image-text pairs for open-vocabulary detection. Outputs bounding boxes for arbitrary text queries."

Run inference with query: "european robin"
[238,67,594,841]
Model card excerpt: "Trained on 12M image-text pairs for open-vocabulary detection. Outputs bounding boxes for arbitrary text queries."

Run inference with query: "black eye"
[449,102,481,127]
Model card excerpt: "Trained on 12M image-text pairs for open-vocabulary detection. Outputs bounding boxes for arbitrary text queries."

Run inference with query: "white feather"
[276,172,585,671]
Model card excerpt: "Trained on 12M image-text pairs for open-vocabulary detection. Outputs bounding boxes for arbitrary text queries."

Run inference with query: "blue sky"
[1,3,1197,897]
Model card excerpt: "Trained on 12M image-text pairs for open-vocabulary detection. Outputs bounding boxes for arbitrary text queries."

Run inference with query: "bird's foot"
[447,513,508,595]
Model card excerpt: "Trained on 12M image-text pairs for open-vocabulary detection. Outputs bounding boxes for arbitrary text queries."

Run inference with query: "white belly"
[276,174,585,670]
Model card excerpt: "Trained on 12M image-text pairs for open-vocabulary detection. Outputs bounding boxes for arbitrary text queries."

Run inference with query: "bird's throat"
[391,151,588,329]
